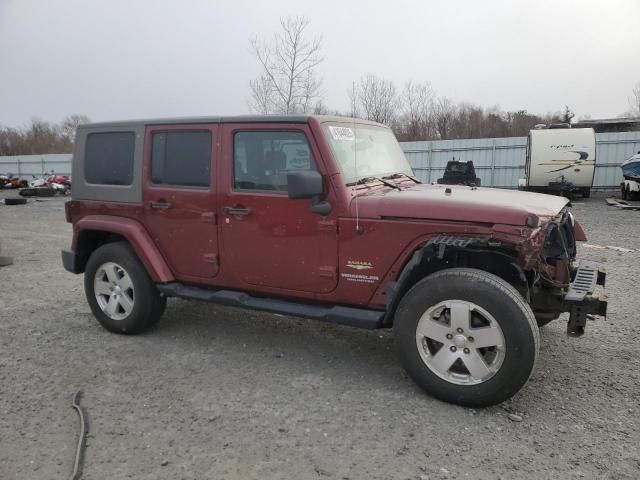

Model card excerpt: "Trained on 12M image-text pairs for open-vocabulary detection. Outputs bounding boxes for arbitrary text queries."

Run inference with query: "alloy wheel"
[415,300,506,385]
[94,262,135,321]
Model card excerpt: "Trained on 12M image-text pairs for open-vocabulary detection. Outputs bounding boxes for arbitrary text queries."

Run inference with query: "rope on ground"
[70,391,88,480]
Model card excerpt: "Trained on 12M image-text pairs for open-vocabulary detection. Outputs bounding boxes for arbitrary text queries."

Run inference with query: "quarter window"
[151,131,212,187]
[233,131,315,192]
[85,131,135,185]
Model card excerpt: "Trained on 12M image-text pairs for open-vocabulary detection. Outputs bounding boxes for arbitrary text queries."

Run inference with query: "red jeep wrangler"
[62,115,607,407]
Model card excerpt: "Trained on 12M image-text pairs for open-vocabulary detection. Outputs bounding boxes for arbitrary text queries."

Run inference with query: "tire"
[19,188,37,197]
[394,268,539,407]
[621,184,629,201]
[534,311,559,327]
[35,187,56,197]
[84,241,166,334]
[581,188,591,199]
[3,197,27,205]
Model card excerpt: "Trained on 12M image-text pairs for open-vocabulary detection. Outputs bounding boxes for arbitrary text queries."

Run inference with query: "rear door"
[219,123,339,293]
[142,124,219,280]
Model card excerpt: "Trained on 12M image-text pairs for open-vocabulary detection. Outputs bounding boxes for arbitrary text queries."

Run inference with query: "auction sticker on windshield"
[328,126,354,141]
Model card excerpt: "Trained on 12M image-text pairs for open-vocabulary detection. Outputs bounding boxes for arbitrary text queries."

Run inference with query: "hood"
[352,183,568,226]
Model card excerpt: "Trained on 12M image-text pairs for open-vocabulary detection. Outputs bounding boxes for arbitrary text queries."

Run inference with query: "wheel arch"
[382,242,527,327]
[71,215,174,283]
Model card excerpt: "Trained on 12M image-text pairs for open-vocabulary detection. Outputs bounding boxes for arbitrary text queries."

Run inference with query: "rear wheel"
[622,184,629,200]
[394,268,539,407]
[84,242,166,334]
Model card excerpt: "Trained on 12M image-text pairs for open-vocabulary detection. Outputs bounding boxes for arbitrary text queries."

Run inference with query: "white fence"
[401,131,640,190]
[0,154,72,178]
[2,130,640,189]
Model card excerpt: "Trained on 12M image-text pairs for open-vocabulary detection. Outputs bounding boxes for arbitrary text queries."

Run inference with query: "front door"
[220,124,338,293]
[143,124,219,280]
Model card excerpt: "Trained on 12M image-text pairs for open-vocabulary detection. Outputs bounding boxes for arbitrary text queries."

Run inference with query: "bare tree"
[0,116,90,155]
[561,105,575,124]
[506,110,539,137]
[398,81,434,140]
[433,97,456,139]
[61,114,90,141]
[629,82,640,116]
[248,75,274,114]
[312,99,330,115]
[248,16,323,114]
[351,74,399,125]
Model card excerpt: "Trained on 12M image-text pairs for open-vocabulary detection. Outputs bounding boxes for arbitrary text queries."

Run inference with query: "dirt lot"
[0,192,639,480]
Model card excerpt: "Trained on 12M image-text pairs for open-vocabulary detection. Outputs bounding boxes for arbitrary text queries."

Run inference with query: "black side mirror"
[287,171,331,215]
[287,171,324,199]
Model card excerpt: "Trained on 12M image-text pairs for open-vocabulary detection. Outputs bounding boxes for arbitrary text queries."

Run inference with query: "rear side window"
[85,131,135,185]
[151,131,212,187]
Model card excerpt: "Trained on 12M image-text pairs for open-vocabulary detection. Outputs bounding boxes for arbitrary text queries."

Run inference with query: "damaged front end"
[527,209,607,336]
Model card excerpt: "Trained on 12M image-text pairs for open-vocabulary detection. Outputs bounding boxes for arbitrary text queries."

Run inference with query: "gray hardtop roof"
[78,115,386,129]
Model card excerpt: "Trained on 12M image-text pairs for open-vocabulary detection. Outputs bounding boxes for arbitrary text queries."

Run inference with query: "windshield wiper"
[382,172,421,184]
[347,176,401,190]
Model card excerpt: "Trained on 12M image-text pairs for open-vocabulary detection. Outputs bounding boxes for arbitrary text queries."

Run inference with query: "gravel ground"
[0,191,639,480]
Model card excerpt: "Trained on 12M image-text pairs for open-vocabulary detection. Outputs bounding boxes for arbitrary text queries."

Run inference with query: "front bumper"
[564,262,607,336]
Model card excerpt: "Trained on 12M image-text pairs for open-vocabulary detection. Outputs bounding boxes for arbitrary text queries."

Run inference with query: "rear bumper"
[564,263,607,336]
[62,248,83,274]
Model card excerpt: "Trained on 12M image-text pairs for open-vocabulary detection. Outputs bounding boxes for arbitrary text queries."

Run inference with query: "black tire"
[84,241,166,334]
[19,188,37,197]
[394,268,539,407]
[3,197,27,205]
[36,187,56,197]
[534,311,559,327]
[621,184,629,201]
[581,188,591,199]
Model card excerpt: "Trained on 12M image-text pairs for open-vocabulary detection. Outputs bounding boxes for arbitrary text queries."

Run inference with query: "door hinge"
[201,211,217,224]
[203,253,219,266]
[318,219,337,233]
[319,266,337,279]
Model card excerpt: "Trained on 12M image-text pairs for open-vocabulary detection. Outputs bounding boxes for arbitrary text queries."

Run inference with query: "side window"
[233,131,315,192]
[151,131,212,187]
[85,131,135,185]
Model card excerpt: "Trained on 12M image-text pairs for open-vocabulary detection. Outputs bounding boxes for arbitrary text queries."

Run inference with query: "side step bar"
[156,282,385,330]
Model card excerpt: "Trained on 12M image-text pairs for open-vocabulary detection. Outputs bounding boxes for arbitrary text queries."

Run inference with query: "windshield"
[322,123,414,184]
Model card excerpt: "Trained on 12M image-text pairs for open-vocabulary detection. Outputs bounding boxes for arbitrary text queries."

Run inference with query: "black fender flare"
[382,242,527,327]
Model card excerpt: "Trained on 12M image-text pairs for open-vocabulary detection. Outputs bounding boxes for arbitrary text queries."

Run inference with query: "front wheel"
[394,268,539,407]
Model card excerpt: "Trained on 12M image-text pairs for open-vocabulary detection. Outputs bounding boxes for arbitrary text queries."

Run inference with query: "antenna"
[352,99,363,235]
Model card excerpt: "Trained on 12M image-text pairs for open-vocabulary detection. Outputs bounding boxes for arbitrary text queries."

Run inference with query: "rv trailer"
[519,126,596,197]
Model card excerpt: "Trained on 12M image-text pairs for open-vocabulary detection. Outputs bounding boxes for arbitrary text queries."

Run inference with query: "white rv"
[519,126,596,197]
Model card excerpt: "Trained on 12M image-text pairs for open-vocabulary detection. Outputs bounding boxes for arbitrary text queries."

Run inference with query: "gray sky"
[1,0,639,127]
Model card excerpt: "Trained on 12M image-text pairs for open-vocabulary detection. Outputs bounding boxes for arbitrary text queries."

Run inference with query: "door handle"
[150,201,172,209]
[223,206,251,216]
